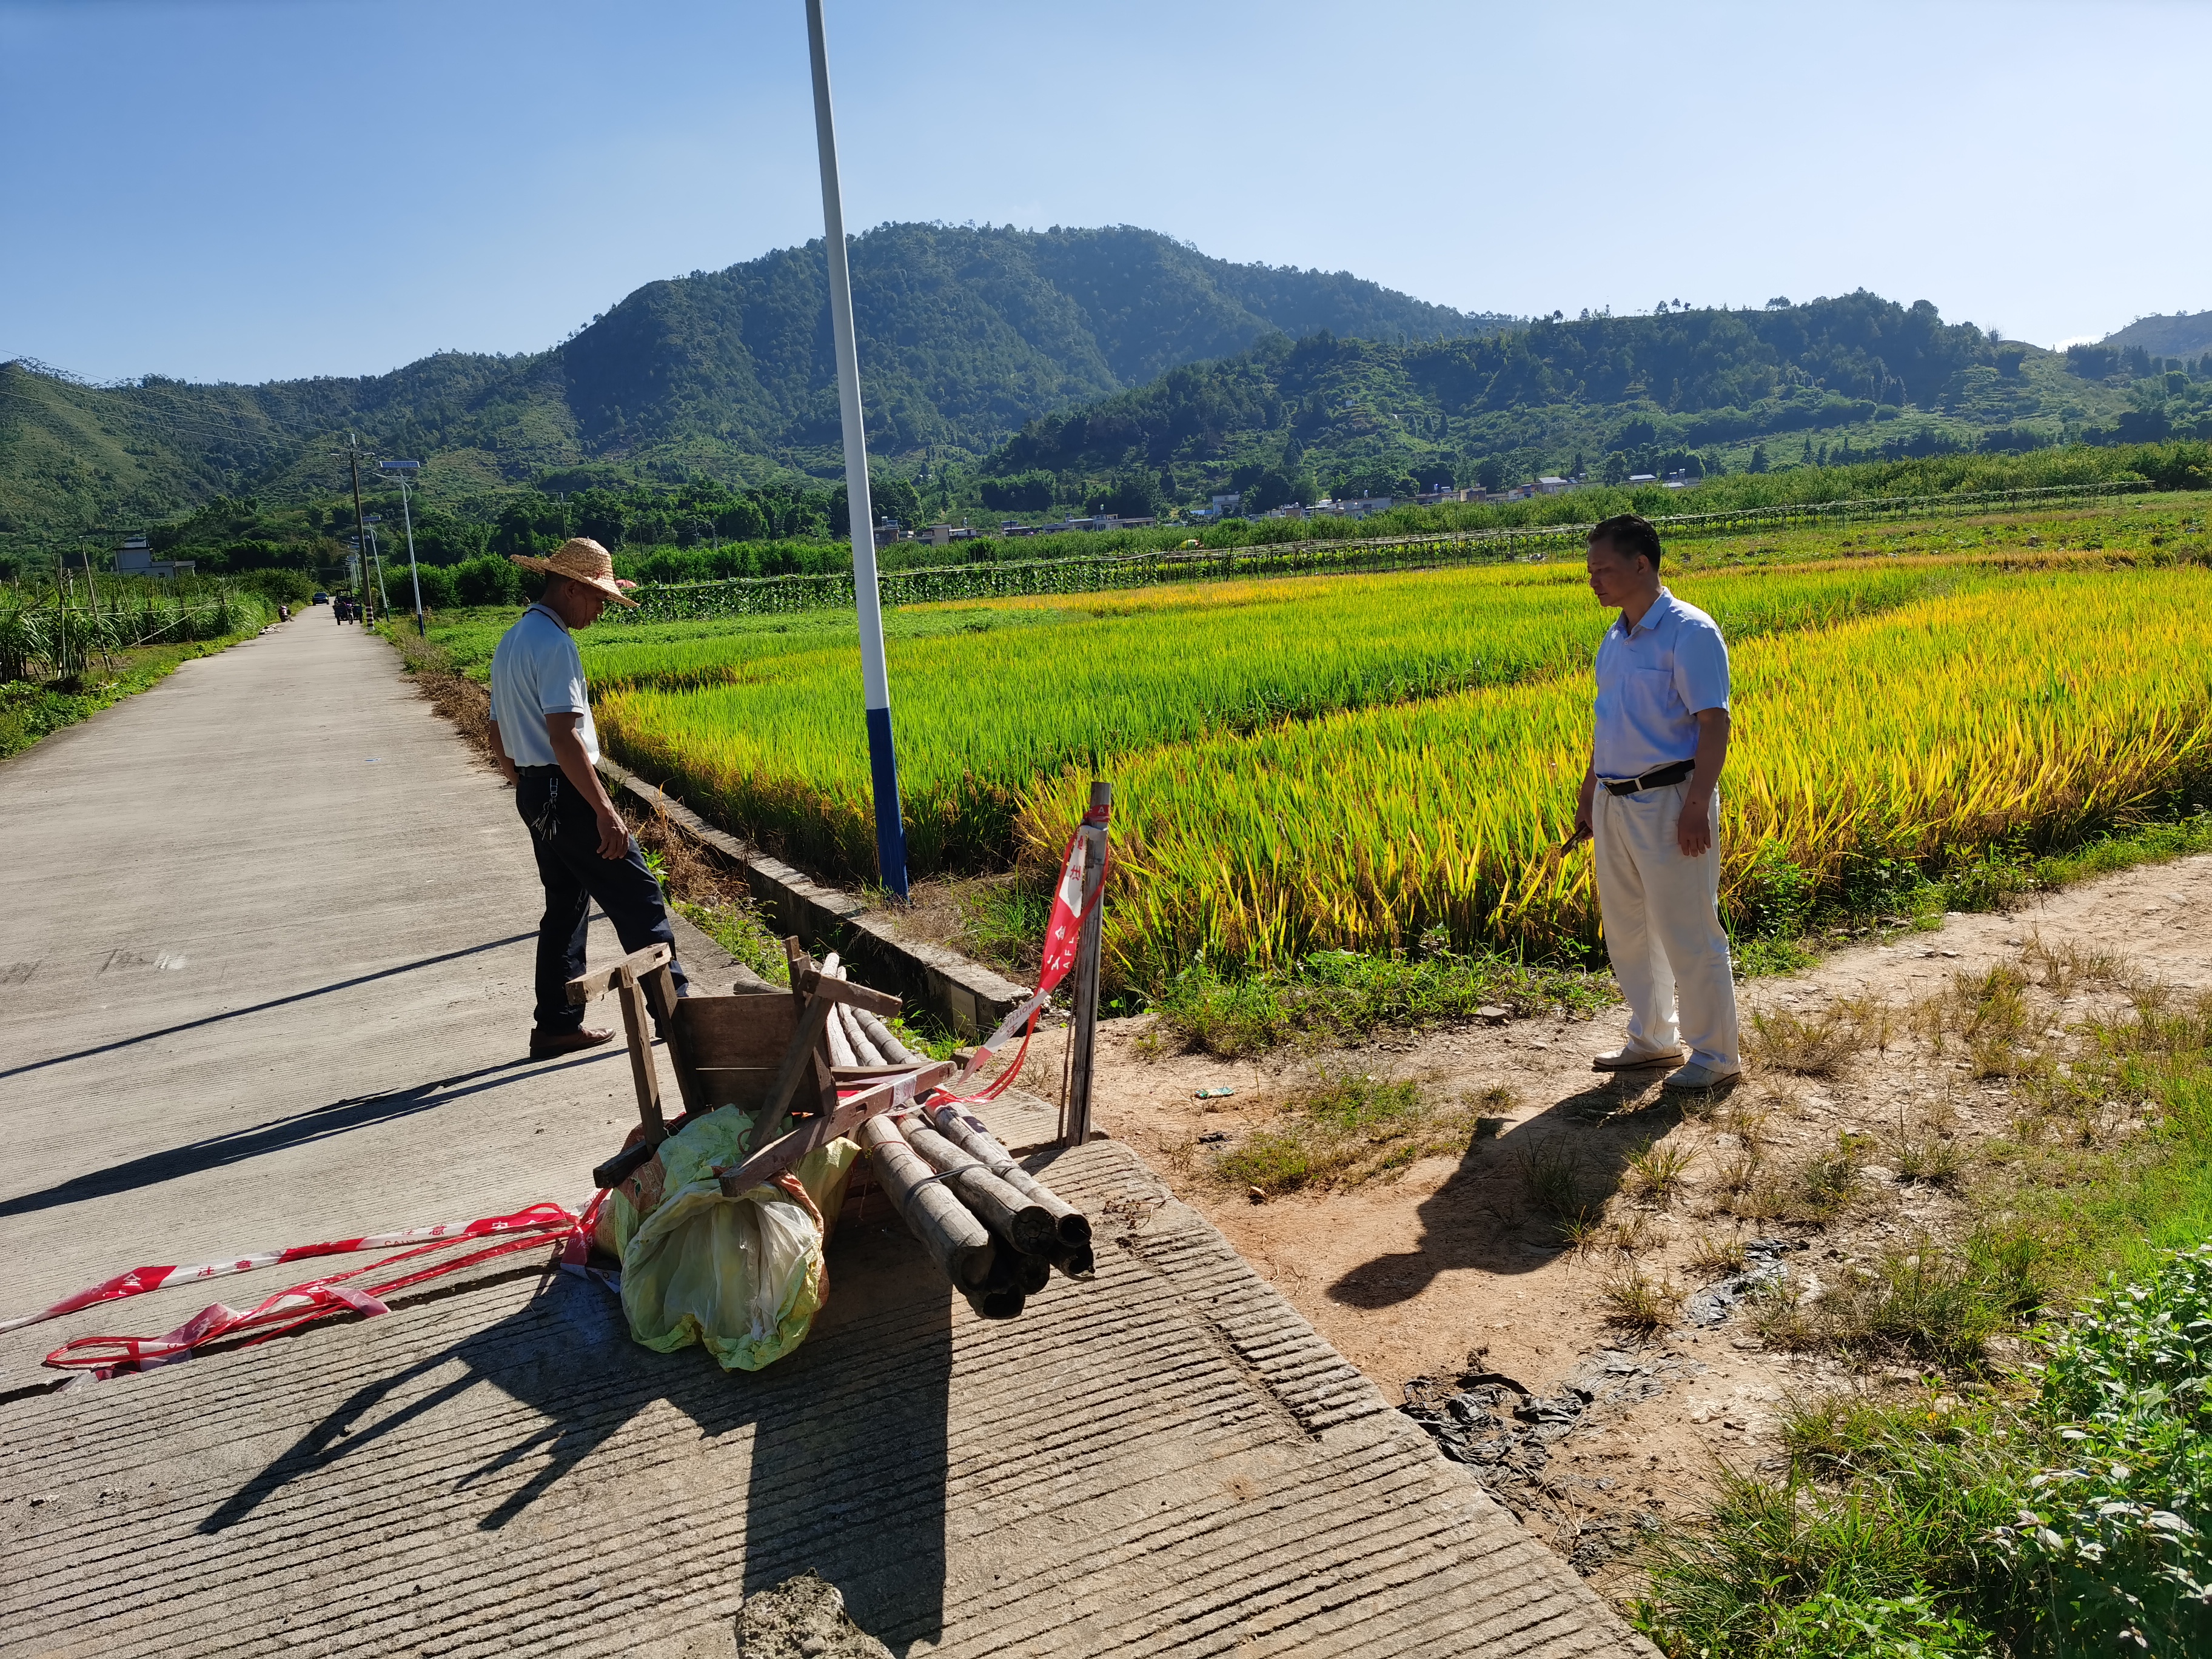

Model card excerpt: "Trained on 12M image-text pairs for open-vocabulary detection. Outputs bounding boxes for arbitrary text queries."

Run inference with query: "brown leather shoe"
[529,1025,616,1059]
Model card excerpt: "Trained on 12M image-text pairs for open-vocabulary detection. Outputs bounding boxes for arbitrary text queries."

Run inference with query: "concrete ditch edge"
[602,760,1033,1037]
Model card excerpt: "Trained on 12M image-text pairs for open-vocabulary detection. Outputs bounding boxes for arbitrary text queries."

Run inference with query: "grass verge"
[1633,1244,2212,1658]
[1156,942,1613,1058]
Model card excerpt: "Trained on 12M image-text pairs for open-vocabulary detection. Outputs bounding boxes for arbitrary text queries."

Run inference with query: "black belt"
[1601,759,1695,796]
[515,764,561,776]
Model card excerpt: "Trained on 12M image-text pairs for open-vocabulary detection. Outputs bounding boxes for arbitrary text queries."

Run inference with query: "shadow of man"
[200,1213,954,1654]
[1325,1065,1688,1310]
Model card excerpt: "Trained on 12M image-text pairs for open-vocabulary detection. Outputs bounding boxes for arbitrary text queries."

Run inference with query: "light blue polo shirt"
[489,603,598,768]
[1592,588,1730,779]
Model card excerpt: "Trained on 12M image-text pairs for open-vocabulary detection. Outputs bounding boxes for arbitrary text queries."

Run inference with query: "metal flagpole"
[805,0,908,900]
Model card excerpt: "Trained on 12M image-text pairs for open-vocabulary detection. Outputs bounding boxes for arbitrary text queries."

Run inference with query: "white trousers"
[1592,781,1741,1071]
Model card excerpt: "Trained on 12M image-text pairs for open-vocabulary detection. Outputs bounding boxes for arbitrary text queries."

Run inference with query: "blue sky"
[3,0,2205,383]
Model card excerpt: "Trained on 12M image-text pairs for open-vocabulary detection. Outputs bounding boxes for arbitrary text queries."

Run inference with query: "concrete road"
[0,616,1647,1657]
[0,615,717,1381]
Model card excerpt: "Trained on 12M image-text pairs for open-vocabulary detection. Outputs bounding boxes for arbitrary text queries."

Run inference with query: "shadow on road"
[0,930,538,1082]
[199,1221,955,1654]
[1324,1067,1686,1307]
[0,1050,620,1220]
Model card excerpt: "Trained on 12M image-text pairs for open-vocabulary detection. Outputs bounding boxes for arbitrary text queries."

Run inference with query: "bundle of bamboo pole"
[834,965,1092,1320]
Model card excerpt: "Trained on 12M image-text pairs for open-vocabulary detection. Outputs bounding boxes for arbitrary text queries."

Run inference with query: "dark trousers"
[515,767,691,1033]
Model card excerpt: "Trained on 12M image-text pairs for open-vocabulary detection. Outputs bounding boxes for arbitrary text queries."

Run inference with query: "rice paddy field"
[414,495,2212,987]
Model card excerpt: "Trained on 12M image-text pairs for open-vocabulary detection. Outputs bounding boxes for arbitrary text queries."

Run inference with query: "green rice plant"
[1017,568,2212,985]
[592,558,1950,881]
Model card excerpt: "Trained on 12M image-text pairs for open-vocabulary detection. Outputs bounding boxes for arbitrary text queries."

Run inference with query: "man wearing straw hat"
[1571,513,1741,1092]
[489,537,690,1057]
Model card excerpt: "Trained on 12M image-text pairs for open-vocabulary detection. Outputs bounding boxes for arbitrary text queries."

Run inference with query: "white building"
[115,534,194,577]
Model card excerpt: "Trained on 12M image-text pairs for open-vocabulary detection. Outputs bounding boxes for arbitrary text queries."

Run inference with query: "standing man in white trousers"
[1570,514,1742,1091]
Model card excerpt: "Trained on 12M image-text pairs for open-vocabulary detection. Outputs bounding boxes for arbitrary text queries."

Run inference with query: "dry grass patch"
[1601,1269,1686,1332]
[1687,1232,1749,1275]
[1624,1138,1696,1205]
[1215,1073,1506,1196]
[1744,1003,1869,1076]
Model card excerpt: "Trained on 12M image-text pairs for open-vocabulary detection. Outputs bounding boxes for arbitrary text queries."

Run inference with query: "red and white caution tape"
[12,1202,585,1380]
[931,798,1111,1107]
[0,1202,581,1336]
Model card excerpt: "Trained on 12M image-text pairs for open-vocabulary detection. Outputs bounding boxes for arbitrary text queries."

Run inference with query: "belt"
[1600,759,1695,796]
[515,764,561,776]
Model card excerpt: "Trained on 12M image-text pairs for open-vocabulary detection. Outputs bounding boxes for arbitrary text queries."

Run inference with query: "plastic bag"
[614,1105,861,1372]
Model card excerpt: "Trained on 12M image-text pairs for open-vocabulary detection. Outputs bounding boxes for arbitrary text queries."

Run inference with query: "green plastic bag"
[614,1106,859,1372]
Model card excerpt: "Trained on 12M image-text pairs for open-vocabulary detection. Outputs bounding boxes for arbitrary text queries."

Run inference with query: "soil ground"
[980,851,2212,1595]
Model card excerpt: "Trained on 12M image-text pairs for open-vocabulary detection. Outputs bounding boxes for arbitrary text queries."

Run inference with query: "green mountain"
[0,223,1511,554]
[2097,312,2212,363]
[981,293,2186,508]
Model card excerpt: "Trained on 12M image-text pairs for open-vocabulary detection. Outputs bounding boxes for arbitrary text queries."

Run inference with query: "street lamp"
[379,460,426,635]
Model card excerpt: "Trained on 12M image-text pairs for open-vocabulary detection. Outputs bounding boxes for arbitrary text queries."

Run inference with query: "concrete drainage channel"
[602,760,1033,1039]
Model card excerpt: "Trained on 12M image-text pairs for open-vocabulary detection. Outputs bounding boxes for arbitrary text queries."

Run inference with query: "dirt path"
[996,850,2212,1584]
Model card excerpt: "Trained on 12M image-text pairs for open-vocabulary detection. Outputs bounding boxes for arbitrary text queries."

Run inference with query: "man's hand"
[1677,791,1714,858]
[487,720,518,788]
[1678,707,1731,857]
[1572,766,1597,848]
[594,805,629,860]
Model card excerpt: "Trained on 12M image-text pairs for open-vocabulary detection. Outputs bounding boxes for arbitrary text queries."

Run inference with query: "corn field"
[0,585,267,682]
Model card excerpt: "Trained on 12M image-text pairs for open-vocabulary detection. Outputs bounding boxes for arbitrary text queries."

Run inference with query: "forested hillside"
[2102,310,2212,361]
[981,293,2204,510]
[0,223,1510,561]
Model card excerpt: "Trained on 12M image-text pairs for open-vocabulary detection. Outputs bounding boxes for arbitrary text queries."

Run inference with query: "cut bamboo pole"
[963,1284,1024,1319]
[816,956,860,1067]
[856,1116,994,1290]
[855,1010,914,1064]
[899,1117,1059,1256]
[925,1104,1091,1248]
[1010,1250,1051,1294]
[819,956,882,1065]
[823,1006,859,1069]
[838,1002,886,1066]
[1045,1242,1096,1280]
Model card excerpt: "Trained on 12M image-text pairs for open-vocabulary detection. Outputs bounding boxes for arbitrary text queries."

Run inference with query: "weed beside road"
[1635,1244,2212,1658]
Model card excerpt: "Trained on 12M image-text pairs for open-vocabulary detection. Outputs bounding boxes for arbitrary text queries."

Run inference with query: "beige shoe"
[1592,1045,1685,1071]
[1662,1062,1743,1093]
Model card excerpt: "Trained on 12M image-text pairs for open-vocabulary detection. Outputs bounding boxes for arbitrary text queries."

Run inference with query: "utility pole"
[343,433,371,606]
[806,0,908,900]
[379,460,426,634]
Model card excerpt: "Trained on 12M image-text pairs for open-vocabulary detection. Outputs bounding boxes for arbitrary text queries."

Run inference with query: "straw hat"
[508,537,639,607]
